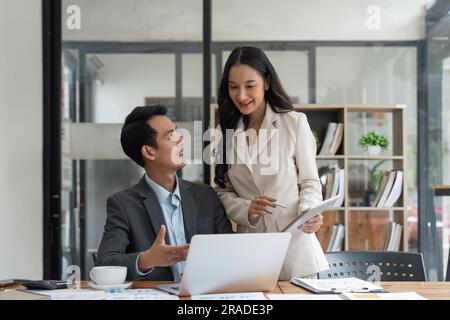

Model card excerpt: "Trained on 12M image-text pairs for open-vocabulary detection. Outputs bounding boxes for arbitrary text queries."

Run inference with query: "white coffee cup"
[89,266,127,286]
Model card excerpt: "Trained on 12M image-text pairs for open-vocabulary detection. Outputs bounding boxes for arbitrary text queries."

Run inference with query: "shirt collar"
[145,174,181,205]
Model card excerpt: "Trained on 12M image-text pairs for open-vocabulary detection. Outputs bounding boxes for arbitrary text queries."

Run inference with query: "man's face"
[146,115,185,170]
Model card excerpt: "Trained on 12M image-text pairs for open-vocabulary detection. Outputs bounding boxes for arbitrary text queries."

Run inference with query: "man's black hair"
[120,104,167,167]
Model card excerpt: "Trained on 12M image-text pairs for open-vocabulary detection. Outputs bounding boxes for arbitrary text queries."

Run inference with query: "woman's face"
[228,64,268,116]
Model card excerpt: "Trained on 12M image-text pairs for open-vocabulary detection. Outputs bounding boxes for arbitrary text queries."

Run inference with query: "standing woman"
[214,47,329,279]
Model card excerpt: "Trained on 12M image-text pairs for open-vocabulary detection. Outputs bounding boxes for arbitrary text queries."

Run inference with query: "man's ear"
[141,145,156,161]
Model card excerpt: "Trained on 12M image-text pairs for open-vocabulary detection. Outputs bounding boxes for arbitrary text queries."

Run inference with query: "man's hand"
[301,214,323,234]
[138,225,189,272]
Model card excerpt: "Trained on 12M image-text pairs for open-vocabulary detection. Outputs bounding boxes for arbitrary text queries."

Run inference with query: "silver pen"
[274,202,287,208]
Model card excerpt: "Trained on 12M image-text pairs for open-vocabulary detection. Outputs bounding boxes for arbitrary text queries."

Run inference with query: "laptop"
[156,232,291,296]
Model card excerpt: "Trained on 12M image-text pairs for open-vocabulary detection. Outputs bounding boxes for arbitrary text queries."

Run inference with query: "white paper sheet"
[341,291,427,300]
[106,289,179,300]
[29,288,178,300]
[191,292,266,300]
[29,289,107,300]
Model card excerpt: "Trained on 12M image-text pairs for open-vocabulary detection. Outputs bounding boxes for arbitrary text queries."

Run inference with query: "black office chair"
[318,251,427,281]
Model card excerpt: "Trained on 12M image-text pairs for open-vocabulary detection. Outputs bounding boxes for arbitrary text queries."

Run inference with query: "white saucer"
[87,281,132,291]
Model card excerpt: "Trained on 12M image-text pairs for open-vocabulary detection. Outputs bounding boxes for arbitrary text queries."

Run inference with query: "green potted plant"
[358,131,388,156]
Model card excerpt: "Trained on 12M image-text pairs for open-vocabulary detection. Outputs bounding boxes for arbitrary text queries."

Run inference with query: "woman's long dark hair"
[214,46,294,188]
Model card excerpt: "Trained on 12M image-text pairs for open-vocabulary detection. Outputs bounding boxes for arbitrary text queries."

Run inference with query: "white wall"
[62,0,429,41]
[92,54,176,123]
[0,0,43,279]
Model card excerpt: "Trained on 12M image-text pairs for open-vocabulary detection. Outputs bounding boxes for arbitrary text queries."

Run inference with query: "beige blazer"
[215,106,329,280]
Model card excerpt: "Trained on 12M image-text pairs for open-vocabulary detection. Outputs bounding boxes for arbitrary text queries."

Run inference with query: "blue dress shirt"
[136,175,187,282]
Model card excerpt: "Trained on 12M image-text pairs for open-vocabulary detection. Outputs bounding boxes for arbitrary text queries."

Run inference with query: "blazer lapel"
[232,118,253,172]
[254,106,278,159]
[179,180,197,243]
[137,176,170,244]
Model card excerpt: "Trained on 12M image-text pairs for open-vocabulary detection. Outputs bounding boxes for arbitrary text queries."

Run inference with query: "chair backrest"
[318,251,427,281]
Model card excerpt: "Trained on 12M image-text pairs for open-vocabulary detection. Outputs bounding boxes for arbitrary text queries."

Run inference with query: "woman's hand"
[248,195,276,224]
[301,214,323,234]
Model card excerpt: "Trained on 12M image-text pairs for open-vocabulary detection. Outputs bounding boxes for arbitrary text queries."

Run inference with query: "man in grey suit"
[96,105,232,281]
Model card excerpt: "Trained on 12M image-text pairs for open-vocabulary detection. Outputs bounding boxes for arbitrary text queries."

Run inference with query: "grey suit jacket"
[96,176,233,280]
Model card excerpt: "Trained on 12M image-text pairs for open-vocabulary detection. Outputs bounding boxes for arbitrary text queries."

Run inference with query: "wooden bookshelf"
[209,103,408,252]
[295,104,408,252]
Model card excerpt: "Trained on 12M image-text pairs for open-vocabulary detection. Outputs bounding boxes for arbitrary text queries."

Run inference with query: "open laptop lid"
[158,232,291,296]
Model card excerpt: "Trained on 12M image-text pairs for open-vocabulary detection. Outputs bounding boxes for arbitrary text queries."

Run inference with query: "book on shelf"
[328,123,343,155]
[324,171,335,200]
[319,122,343,155]
[326,223,345,252]
[320,166,345,207]
[334,168,345,207]
[391,223,403,251]
[381,222,403,251]
[326,225,338,252]
[383,171,403,207]
[381,221,392,250]
[332,224,345,252]
[371,170,403,208]
[330,168,339,200]
[372,171,390,207]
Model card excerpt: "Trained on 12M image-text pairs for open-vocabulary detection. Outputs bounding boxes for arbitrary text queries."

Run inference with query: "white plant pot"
[367,145,382,156]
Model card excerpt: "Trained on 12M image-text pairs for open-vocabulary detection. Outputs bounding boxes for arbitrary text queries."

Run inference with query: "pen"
[274,202,287,208]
